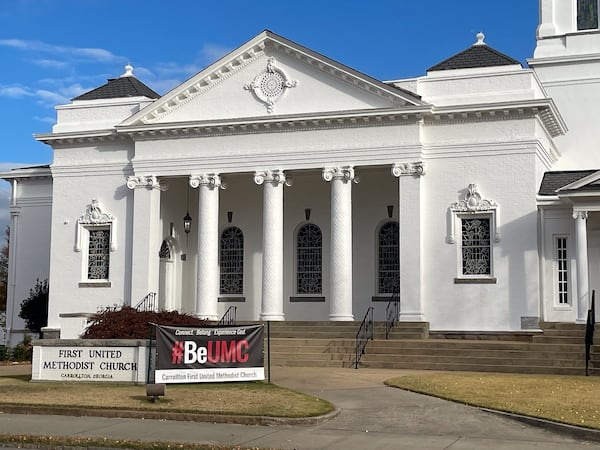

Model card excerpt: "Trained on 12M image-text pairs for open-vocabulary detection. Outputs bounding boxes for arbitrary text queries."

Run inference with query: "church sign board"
[155,324,264,383]
[32,340,148,383]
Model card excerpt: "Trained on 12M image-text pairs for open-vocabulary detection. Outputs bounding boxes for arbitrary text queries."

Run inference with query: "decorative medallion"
[447,184,500,244]
[75,199,117,252]
[451,184,496,212]
[79,199,114,225]
[244,57,298,113]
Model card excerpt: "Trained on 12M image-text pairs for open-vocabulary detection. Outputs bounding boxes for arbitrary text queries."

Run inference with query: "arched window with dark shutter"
[220,226,244,295]
[378,221,399,294]
[296,223,322,295]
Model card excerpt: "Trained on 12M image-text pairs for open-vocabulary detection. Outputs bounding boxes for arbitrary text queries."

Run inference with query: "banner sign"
[155,324,264,383]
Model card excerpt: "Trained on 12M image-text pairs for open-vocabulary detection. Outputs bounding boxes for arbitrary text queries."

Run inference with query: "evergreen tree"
[19,278,48,334]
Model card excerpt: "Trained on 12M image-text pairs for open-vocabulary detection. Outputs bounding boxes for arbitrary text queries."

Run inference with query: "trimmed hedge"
[81,307,209,339]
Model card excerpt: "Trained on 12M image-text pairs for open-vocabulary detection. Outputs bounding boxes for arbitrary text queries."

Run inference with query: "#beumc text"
[173,339,249,365]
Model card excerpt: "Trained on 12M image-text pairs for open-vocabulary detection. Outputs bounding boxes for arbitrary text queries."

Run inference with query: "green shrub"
[82,307,209,339]
[10,335,32,361]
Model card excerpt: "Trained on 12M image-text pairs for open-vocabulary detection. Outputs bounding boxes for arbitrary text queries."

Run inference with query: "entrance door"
[158,238,177,311]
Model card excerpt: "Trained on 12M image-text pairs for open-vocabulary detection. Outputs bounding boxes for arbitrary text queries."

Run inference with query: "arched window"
[158,239,171,260]
[378,221,399,294]
[296,223,322,294]
[220,227,244,295]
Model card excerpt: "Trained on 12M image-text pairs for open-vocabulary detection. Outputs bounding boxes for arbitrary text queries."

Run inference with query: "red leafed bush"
[81,307,209,339]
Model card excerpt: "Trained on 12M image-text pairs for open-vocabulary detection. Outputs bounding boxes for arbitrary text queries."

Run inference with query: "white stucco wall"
[5,177,52,346]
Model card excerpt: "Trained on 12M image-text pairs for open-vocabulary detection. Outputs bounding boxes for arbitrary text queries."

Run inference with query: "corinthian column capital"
[392,162,425,177]
[189,174,226,190]
[254,169,292,187]
[322,166,359,184]
[126,175,168,191]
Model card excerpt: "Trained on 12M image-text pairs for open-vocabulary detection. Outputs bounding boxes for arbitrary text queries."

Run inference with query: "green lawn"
[386,372,600,430]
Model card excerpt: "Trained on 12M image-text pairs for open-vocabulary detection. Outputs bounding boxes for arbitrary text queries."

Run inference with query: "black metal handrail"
[586,290,596,376]
[355,306,374,369]
[217,306,237,326]
[385,289,400,339]
[135,292,157,312]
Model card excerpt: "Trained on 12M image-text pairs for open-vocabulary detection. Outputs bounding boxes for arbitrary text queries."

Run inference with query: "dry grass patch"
[0,374,333,418]
[386,372,600,430]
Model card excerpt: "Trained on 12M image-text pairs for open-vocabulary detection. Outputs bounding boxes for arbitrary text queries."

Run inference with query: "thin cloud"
[0,83,89,106]
[36,84,87,105]
[0,85,34,98]
[199,43,232,64]
[0,38,125,63]
[33,116,55,124]
[31,59,68,69]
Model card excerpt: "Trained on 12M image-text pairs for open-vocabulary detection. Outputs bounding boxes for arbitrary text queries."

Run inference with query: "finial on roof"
[474,32,486,46]
[121,64,134,77]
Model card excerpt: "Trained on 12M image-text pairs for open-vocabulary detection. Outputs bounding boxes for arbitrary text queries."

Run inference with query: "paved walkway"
[1,364,600,449]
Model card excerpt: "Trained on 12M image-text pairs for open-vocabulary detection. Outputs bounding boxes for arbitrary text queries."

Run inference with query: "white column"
[392,162,426,322]
[323,167,357,321]
[574,210,590,323]
[254,170,290,321]
[127,175,164,309]
[5,194,20,344]
[190,174,223,320]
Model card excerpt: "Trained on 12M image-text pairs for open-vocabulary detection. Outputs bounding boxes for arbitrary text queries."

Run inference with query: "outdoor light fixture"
[183,212,192,234]
[184,182,192,236]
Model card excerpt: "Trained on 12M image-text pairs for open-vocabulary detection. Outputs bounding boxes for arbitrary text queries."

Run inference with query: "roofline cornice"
[34,97,567,145]
[0,166,52,180]
[34,129,127,145]
[116,107,430,139]
[528,52,600,67]
[427,99,567,138]
[557,191,600,199]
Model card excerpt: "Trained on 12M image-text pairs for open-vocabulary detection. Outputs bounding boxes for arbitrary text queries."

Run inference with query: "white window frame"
[447,184,499,283]
[219,226,244,297]
[295,222,323,296]
[377,220,400,295]
[75,199,116,287]
[456,214,495,280]
[553,235,572,308]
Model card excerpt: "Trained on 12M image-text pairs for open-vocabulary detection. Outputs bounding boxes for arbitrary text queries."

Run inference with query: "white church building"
[3,0,600,345]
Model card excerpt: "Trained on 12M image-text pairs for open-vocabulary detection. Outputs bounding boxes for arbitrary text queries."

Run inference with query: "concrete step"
[540,329,586,338]
[540,322,587,331]
[532,336,584,345]
[262,321,592,375]
[360,353,584,367]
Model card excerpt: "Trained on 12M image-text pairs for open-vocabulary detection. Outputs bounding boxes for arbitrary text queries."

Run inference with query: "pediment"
[120,30,424,127]
[557,170,600,194]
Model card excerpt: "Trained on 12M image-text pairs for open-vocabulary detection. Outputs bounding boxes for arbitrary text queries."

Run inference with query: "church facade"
[3,0,600,345]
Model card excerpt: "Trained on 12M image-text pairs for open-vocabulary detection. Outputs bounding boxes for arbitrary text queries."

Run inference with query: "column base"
[329,314,354,321]
[400,312,425,322]
[260,313,285,321]
[576,318,588,324]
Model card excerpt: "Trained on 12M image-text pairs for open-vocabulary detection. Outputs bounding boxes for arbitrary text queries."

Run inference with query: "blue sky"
[0,0,539,227]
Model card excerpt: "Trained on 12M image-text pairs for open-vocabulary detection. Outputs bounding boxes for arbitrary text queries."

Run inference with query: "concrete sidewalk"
[0,364,599,449]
